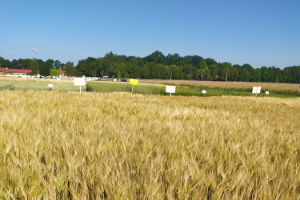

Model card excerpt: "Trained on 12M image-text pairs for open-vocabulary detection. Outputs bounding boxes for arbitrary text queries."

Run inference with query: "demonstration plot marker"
[48,84,53,91]
[130,79,138,94]
[166,85,176,96]
[74,78,85,93]
[252,86,261,97]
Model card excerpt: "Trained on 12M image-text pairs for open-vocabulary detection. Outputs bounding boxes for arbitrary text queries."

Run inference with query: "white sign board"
[48,84,53,88]
[265,91,269,95]
[252,86,261,94]
[257,87,261,93]
[252,87,257,94]
[166,85,176,93]
[74,78,85,86]
[202,90,206,94]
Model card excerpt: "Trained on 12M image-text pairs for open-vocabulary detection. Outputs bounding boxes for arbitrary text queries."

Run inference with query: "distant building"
[0,68,65,77]
[60,70,65,77]
[0,68,33,76]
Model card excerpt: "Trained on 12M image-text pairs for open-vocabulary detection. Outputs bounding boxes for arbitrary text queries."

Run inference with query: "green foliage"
[199,60,208,69]
[65,62,76,76]
[1,52,300,83]
[198,68,211,80]
[230,67,239,81]
[0,84,15,90]
[50,69,60,76]
[40,63,50,76]
[0,79,86,92]
[169,65,180,80]
[160,86,298,98]
[30,59,39,75]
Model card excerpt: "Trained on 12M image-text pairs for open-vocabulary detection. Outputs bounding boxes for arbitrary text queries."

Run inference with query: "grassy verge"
[1,77,298,98]
[88,81,299,98]
[87,81,160,95]
[0,77,86,92]
[143,80,300,96]
[142,80,300,93]
[163,86,299,98]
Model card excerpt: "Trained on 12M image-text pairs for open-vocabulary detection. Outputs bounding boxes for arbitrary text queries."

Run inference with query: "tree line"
[0,57,64,77]
[1,51,300,83]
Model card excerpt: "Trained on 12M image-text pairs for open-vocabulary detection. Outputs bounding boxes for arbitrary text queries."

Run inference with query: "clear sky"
[1,0,299,68]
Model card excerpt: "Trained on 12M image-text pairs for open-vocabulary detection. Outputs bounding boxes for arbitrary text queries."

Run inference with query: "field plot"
[0,90,299,199]
[0,77,85,92]
[87,81,300,98]
[142,80,299,91]
[87,81,160,95]
[142,80,300,96]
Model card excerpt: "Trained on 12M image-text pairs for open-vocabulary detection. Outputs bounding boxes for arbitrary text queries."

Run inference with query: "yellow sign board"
[130,79,138,85]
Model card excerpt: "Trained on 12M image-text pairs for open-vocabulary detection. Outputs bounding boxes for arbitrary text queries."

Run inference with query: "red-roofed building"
[1,68,66,77]
[60,70,65,77]
[0,68,34,76]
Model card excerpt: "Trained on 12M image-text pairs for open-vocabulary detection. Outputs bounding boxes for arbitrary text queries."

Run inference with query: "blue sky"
[1,0,299,68]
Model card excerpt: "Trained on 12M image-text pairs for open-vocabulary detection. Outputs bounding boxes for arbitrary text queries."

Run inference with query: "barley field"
[0,90,299,199]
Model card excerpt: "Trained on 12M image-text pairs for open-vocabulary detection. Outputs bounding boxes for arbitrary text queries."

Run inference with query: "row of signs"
[252,87,269,95]
[50,78,270,96]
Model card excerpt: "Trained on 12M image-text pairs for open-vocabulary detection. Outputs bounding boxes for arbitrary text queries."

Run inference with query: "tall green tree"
[230,67,239,81]
[169,65,180,80]
[145,51,165,64]
[65,62,76,76]
[183,64,194,79]
[45,59,54,69]
[0,57,12,68]
[260,66,268,82]
[198,68,211,80]
[209,64,218,80]
[53,60,61,69]
[50,69,60,76]
[140,65,150,79]
[30,59,39,75]
[199,60,208,69]
[197,60,211,80]
[156,63,165,79]
[221,62,232,81]
[253,68,261,82]
[40,63,50,76]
